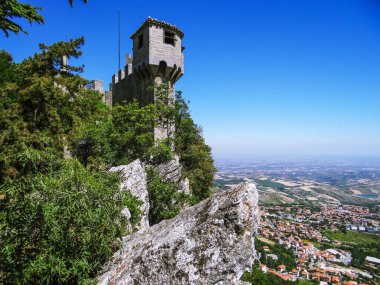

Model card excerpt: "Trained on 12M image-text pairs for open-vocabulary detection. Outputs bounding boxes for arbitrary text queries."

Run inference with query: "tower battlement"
[110,17,185,106]
[110,17,185,141]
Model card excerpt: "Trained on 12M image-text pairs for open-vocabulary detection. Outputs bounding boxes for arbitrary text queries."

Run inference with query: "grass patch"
[257,235,275,245]
[323,230,378,245]
[256,179,285,191]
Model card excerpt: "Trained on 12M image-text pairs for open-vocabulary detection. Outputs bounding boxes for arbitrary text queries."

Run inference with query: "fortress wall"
[112,75,135,106]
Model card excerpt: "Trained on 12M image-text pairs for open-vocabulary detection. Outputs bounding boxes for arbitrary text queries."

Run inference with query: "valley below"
[214,159,380,207]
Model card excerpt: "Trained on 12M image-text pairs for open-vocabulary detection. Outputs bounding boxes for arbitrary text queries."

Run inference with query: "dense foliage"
[348,242,380,276]
[82,84,215,201]
[82,102,156,167]
[0,38,106,184]
[0,0,43,36]
[146,168,189,225]
[242,238,313,284]
[174,92,216,200]
[0,36,215,282]
[0,153,137,283]
[0,40,139,283]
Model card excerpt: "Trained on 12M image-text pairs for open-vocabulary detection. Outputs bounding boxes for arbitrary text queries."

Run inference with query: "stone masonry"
[109,17,185,142]
[90,18,184,142]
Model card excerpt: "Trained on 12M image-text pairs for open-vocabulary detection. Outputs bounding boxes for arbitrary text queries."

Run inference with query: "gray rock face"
[178,177,190,194]
[97,182,259,285]
[155,154,191,195]
[110,159,150,230]
[155,154,182,182]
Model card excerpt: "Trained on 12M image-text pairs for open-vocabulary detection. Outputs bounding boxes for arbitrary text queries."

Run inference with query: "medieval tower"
[106,17,185,141]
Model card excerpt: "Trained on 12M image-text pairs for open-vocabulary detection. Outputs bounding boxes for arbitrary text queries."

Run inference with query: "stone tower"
[110,17,185,141]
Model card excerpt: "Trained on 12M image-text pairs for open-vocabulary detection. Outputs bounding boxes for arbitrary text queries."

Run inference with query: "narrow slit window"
[138,34,144,49]
[164,30,175,46]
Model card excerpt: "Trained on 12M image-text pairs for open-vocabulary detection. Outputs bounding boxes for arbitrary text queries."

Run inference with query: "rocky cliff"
[97,182,259,285]
[110,160,150,231]
[109,158,191,232]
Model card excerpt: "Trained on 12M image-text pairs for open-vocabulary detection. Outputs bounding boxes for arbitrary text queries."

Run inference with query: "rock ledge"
[98,182,259,285]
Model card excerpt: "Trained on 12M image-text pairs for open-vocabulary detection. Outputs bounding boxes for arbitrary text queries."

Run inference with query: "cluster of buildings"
[341,206,380,233]
[257,205,379,284]
[264,205,380,234]
[258,263,368,284]
[261,214,328,242]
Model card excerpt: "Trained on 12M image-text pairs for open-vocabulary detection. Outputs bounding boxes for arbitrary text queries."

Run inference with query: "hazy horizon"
[213,153,380,164]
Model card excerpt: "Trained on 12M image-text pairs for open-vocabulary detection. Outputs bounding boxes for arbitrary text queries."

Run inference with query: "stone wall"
[148,25,184,71]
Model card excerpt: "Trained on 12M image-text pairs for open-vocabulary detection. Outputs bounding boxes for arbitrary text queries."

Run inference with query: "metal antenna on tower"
[118,8,121,71]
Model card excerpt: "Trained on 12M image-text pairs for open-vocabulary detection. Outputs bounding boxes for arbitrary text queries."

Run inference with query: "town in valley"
[215,159,380,285]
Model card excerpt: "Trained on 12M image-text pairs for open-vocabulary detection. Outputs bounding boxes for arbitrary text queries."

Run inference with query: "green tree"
[242,265,317,285]
[0,36,216,282]
[82,86,215,202]
[0,39,144,283]
[241,265,291,285]
[0,0,88,37]
[0,50,19,84]
[0,0,43,37]
[174,91,216,201]
[82,101,156,168]
[0,37,106,183]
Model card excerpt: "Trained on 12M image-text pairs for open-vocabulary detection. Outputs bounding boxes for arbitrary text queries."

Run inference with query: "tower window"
[138,33,143,49]
[164,30,175,46]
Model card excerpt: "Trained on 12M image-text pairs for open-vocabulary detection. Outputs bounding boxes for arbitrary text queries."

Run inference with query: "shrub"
[146,168,189,225]
[148,140,174,165]
[0,153,140,284]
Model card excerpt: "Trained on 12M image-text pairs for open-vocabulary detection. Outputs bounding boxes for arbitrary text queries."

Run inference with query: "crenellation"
[91,80,104,94]
[87,18,185,141]
[118,69,125,81]
[112,74,118,84]
[108,17,185,141]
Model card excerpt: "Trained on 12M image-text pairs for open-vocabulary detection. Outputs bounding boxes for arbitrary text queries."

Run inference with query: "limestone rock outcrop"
[110,159,150,230]
[97,182,259,285]
[155,154,191,194]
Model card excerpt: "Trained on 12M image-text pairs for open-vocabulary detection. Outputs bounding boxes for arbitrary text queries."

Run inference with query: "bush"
[82,102,155,168]
[148,140,174,166]
[82,88,216,203]
[146,168,189,225]
[0,153,140,284]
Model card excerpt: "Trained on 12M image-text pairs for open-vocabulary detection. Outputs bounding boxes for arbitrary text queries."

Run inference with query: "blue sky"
[3,0,380,160]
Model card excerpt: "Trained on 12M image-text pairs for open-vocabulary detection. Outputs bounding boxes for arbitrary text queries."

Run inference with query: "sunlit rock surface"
[98,182,259,285]
[154,154,191,195]
[110,159,150,230]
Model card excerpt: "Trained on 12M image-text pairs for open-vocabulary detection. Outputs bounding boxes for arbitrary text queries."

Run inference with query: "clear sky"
[3,0,380,160]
